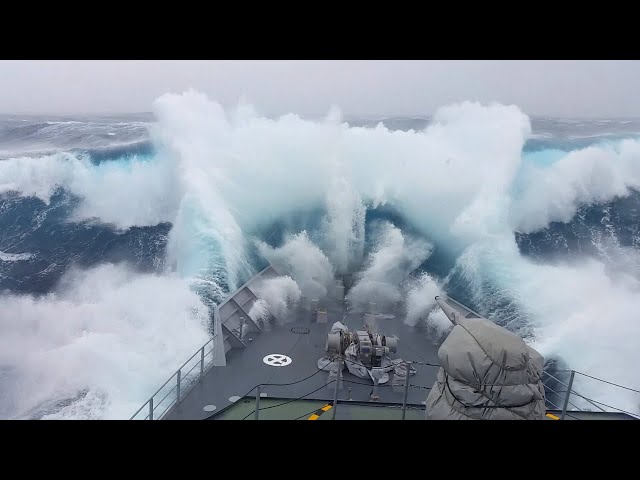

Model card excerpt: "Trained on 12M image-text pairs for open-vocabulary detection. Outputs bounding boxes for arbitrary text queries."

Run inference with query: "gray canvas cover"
[425,314,546,420]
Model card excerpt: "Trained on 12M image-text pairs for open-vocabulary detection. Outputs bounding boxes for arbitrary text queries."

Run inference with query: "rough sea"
[2,93,639,418]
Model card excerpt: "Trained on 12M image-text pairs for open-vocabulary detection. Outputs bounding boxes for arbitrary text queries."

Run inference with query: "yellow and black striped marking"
[307,404,333,420]
[545,413,560,420]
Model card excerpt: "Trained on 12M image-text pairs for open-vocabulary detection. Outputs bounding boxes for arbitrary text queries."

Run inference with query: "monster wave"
[1,93,640,418]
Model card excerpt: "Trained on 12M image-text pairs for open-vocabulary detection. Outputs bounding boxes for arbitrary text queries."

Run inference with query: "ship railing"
[130,343,640,420]
[542,369,640,420]
[234,358,441,421]
[130,337,217,420]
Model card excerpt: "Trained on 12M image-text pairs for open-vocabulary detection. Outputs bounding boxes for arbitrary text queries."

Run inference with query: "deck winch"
[320,322,399,382]
[327,328,397,368]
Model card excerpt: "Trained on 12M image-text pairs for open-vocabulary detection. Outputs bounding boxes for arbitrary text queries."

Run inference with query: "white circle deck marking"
[229,396,241,402]
[263,354,293,367]
[203,405,217,412]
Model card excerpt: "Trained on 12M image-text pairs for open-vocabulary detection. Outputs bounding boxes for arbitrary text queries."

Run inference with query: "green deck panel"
[213,398,638,420]
[212,397,428,420]
[319,403,425,420]
[213,398,329,420]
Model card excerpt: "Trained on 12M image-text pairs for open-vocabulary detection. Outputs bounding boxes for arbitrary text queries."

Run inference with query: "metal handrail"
[545,398,563,410]
[130,336,217,420]
[178,339,214,374]
[562,391,640,419]
[542,382,582,411]
[154,384,178,411]
[574,371,640,394]
[131,334,640,421]
[543,369,640,419]
[543,371,607,413]
[183,359,202,382]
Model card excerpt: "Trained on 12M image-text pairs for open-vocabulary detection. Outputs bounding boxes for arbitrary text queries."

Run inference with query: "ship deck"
[159,266,637,421]
[164,293,441,420]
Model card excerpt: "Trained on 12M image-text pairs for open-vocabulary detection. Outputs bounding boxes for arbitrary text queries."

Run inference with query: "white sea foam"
[512,140,640,233]
[0,263,209,420]
[255,231,334,299]
[0,252,33,262]
[347,221,432,310]
[249,275,302,321]
[2,91,640,416]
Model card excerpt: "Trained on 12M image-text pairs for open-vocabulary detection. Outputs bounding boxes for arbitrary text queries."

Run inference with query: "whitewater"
[1,91,640,418]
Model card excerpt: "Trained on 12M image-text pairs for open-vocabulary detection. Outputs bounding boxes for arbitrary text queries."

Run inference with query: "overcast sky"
[1,60,639,118]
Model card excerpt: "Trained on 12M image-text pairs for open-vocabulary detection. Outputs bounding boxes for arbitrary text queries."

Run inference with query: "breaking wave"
[1,91,640,417]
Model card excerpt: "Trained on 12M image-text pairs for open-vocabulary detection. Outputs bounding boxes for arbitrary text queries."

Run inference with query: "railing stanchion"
[561,370,575,420]
[402,362,410,420]
[255,385,261,421]
[332,356,342,420]
[177,369,182,403]
[130,337,218,420]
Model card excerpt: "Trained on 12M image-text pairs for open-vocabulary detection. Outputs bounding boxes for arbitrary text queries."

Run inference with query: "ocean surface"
[1,94,640,418]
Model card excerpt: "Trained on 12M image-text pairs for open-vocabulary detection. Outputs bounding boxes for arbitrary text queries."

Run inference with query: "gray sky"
[1,60,639,117]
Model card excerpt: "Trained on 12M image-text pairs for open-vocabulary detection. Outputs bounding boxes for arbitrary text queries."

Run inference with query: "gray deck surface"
[161,269,637,421]
[165,295,441,420]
